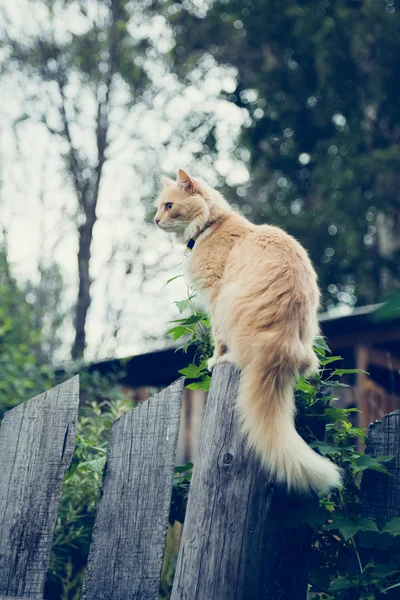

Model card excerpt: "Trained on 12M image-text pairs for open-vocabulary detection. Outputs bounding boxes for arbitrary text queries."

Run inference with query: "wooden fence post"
[361,410,400,519]
[0,377,79,600]
[81,378,184,600]
[171,364,312,600]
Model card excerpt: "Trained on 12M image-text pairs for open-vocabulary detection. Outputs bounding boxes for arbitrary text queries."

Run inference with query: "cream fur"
[155,170,342,494]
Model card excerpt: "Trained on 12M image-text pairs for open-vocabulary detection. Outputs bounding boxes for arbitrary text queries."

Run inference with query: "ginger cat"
[155,169,341,494]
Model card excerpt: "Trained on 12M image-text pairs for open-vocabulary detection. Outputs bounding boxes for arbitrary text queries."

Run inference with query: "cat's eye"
[165,203,173,210]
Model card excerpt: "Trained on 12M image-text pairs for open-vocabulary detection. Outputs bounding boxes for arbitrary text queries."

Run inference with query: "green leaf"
[310,441,343,456]
[166,326,188,341]
[382,517,400,536]
[182,314,206,325]
[296,380,315,394]
[163,274,184,288]
[175,298,192,313]
[320,356,342,366]
[328,578,352,591]
[314,336,331,355]
[374,455,394,463]
[324,406,350,420]
[332,368,369,376]
[325,518,359,541]
[77,456,106,475]
[356,518,379,533]
[179,363,203,378]
[355,454,393,474]
[186,376,211,391]
[322,406,359,426]
[325,517,378,541]
[87,445,107,455]
[170,314,205,325]
[326,380,350,388]
[175,461,194,474]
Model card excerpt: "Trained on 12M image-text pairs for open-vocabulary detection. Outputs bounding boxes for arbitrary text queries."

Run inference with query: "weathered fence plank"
[82,377,184,600]
[361,410,400,519]
[0,377,79,600]
[171,363,311,600]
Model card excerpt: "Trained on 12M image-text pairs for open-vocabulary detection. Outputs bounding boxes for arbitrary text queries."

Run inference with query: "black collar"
[185,219,218,253]
[186,237,196,252]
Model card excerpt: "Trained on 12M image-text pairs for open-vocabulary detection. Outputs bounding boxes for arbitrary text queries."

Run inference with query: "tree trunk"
[71,204,97,360]
[70,0,122,359]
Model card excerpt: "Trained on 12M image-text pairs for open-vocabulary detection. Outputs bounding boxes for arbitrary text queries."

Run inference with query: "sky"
[0,0,249,362]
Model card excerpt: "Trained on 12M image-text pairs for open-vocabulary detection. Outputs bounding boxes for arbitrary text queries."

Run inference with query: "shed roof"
[82,303,400,388]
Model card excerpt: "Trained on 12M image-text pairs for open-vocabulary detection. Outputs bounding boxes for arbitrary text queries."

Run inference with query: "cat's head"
[154,169,230,239]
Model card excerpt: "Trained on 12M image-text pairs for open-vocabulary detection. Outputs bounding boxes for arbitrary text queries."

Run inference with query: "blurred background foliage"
[1,0,399,367]
[162,0,400,309]
[0,247,53,417]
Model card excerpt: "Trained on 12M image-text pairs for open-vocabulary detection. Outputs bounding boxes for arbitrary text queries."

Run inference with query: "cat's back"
[233,222,313,271]
[253,222,308,257]
[224,220,318,298]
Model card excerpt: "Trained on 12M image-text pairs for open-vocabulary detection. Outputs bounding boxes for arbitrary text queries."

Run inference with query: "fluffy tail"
[237,359,342,494]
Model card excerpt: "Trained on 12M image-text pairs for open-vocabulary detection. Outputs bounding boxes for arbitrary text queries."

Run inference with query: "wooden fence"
[0,364,400,600]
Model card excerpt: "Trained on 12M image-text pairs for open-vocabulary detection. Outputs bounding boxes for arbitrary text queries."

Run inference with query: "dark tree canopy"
[164,0,400,309]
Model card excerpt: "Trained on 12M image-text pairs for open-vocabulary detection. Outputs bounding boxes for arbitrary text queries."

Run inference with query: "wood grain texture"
[361,410,400,519]
[171,363,311,600]
[82,378,184,600]
[0,377,79,599]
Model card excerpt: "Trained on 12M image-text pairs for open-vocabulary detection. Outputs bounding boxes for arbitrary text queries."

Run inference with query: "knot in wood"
[223,452,233,466]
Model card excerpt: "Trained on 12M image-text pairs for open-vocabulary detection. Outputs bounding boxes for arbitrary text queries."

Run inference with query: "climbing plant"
[167,288,400,599]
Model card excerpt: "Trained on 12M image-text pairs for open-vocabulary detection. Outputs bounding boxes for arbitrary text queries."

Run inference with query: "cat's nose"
[154,217,160,225]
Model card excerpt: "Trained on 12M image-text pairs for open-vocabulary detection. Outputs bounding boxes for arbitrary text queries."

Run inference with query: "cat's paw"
[207,356,218,371]
[216,353,235,365]
[208,353,235,371]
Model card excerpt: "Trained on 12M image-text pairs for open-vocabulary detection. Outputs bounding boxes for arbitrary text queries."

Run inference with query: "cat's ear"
[162,176,174,187]
[177,169,196,194]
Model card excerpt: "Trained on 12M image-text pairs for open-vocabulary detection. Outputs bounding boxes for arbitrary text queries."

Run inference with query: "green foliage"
[22,261,68,361]
[292,344,400,598]
[170,461,193,526]
[0,249,54,418]
[166,279,213,391]
[164,0,400,309]
[167,284,400,598]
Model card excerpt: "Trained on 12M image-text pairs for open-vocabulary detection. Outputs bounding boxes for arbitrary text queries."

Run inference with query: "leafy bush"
[0,248,53,418]
[296,339,400,599]
[166,280,213,391]
[166,289,400,599]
